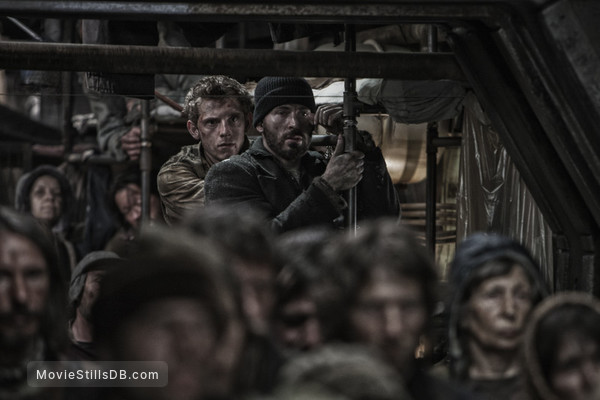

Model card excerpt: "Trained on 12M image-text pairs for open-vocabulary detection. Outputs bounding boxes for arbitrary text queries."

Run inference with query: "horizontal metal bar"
[431,136,462,147]
[0,1,507,24]
[0,41,465,80]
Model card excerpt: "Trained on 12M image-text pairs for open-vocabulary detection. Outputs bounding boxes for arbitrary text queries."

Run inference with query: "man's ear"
[245,112,253,131]
[187,120,200,140]
[255,121,263,133]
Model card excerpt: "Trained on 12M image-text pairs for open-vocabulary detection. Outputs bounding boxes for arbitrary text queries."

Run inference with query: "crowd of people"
[1,74,600,400]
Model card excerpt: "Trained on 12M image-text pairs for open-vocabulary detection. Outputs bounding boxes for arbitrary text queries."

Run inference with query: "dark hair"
[536,302,600,383]
[92,225,237,356]
[184,204,276,269]
[319,218,438,341]
[450,232,547,304]
[274,226,334,315]
[184,75,252,126]
[0,206,67,356]
[108,168,158,229]
[524,292,600,400]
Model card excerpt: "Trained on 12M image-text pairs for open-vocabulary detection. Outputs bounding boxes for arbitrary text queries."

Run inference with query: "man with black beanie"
[204,76,399,233]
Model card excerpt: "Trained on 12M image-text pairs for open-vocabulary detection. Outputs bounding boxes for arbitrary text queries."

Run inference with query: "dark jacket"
[204,137,400,233]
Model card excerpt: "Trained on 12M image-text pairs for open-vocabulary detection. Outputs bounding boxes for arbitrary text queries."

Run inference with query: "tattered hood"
[447,232,549,379]
[523,291,600,400]
[15,164,74,232]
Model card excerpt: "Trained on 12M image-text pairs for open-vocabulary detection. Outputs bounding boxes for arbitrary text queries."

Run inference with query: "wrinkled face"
[188,98,248,165]
[274,296,322,353]
[118,298,218,400]
[233,261,275,336]
[78,270,105,321]
[0,232,50,346]
[350,269,427,376]
[256,104,314,163]
[29,175,62,226]
[463,265,533,352]
[550,331,600,400]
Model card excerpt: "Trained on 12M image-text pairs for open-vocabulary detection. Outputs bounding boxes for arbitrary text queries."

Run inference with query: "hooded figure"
[446,232,548,400]
[523,291,600,400]
[0,206,68,399]
[15,165,78,281]
[15,165,74,233]
[67,250,123,361]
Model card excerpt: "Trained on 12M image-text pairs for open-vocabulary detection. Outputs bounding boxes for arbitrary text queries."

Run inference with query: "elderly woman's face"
[462,264,533,352]
[29,175,63,226]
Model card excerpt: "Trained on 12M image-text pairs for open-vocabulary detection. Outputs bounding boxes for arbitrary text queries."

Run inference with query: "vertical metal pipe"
[344,24,358,233]
[61,20,74,156]
[426,122,438,255]
[425,25,439,255]
[140,100,151,225]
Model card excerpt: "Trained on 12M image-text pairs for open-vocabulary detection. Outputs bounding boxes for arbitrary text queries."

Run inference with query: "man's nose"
[218,120,231,136]
[286,112,302,128]
[130,203,142,222]
[302,317,322,349]
[42,189,54,201]
[580,359,600,391]
[501,294,517,317]
[384,305,404,338]
[12,275,28,305]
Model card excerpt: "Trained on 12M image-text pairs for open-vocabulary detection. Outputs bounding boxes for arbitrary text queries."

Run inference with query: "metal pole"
[140,100,151,225]
[0,41,464,80]
[425,25,439,255]
[425,121,438,255]
[344,24,358,233]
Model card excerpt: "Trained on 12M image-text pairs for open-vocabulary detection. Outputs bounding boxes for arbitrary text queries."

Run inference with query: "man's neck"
[467,340,521,379]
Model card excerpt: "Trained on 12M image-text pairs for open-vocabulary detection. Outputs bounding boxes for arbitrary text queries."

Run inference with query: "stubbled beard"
[262,127,310,161]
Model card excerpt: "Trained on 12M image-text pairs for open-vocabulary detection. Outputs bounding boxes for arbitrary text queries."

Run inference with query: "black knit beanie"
[253,76,316,127]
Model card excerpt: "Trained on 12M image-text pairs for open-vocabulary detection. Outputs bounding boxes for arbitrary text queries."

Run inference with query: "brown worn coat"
[157,138,250,225]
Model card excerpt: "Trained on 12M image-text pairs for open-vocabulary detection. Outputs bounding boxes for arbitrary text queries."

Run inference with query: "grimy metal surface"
[0,1,507,24]
[0,41,464,79]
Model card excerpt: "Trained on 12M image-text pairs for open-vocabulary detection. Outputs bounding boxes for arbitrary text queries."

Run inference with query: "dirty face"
[256,104,314,163]
[0,231,50,346]
[462,264,533,352]
[274,296,322,352]
[550,331,600,400]
[114,183,142,229]
[118,298,218,400]
[233,261,275,336]
[349,269,427,376]
[78,270,106,321]
[188,98,248,165]
[29,175,62,226]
